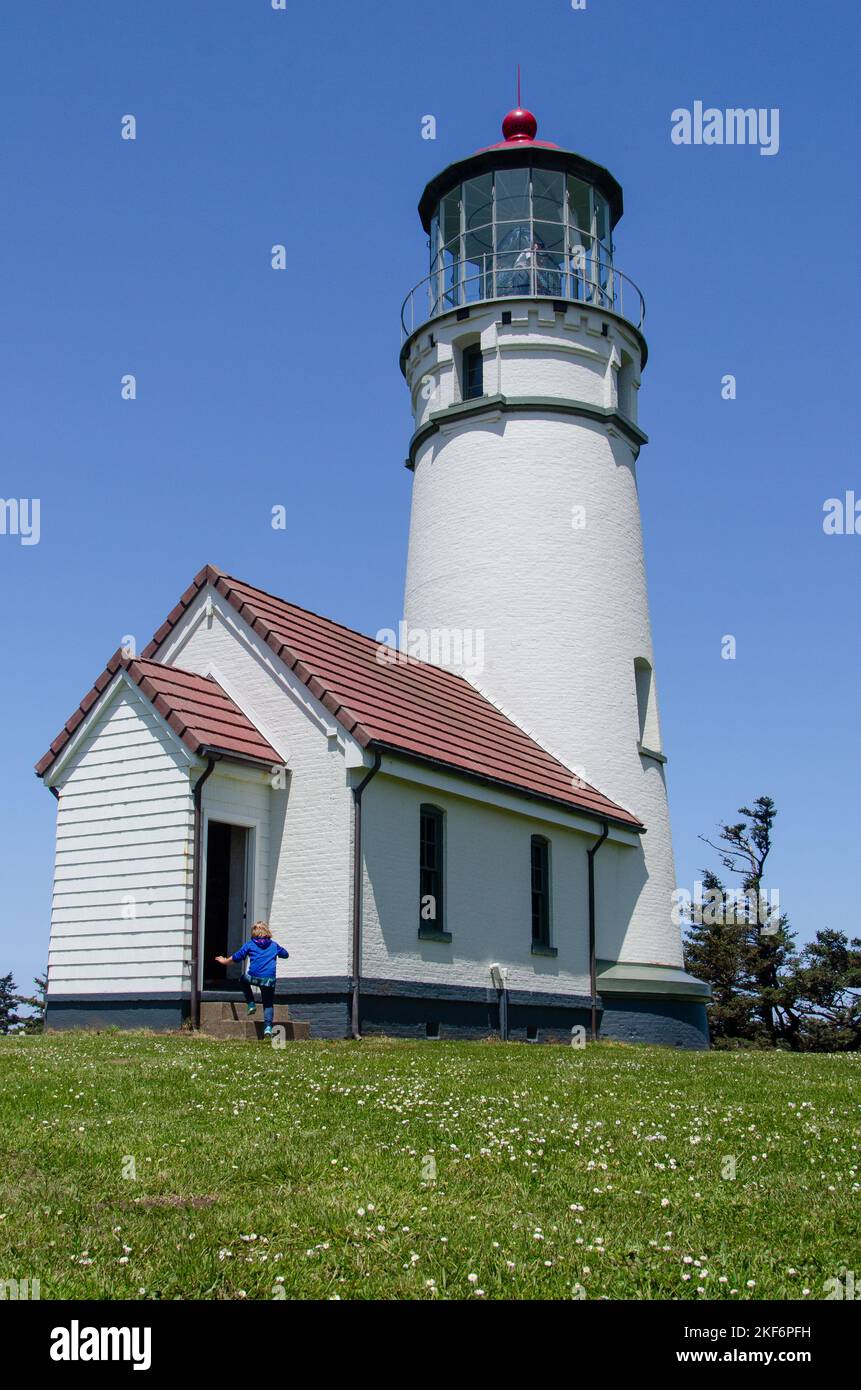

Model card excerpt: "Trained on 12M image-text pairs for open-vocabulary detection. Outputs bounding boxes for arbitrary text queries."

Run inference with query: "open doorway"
[203,821,252,985]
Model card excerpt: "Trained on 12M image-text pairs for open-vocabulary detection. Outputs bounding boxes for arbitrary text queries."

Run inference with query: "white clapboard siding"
[54,853,191,880]
[48,967,190,989]
[50,924,190,946]
[58,779,189,809]
[47,681,195,996]
[51,885,193,910]
[51,899,192,924]
[56,796,193,826]
[49,944,189,967]
[56,821,192,851]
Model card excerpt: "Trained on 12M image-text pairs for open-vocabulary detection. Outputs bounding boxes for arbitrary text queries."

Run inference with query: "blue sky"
[1,0,858,992]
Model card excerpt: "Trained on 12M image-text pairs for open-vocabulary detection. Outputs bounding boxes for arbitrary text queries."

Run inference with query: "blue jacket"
[231,937,289,980]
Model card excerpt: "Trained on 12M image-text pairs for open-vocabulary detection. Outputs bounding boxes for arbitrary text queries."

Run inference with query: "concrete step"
[202,1018,310,1042]
[200,999,293,1025]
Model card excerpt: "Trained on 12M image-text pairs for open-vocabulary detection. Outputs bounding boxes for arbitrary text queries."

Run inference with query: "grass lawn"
[0,1032,858,1301]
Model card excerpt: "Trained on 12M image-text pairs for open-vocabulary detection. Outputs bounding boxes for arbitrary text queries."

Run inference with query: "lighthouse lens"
[420,164,620,322]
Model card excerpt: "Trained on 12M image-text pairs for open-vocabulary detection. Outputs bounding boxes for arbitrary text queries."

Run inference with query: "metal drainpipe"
[351,750,382,1040]
[190,755,219,1031]
[588,820,610,1042]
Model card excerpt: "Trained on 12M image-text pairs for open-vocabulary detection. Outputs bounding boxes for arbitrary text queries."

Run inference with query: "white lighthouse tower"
[400,104,703,1030]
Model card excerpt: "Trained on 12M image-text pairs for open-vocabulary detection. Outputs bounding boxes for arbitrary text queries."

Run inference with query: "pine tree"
[18,973,47,1034]
[788,930,861,1051]
[0,973,22,1034]
[684,869,759,1043]
[707,798,800,1046]
[686,797,801,1048]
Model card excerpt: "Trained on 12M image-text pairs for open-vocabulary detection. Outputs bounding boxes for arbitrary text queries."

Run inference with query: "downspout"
[190,755,219,1031]
[587,820,610,1042]
[351,749,382,1040]
[46,784,60,1013]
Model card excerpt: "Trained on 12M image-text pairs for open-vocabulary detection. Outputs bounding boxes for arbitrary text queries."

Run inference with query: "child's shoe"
[263,1024,273,1039]
[246,1003,257,1017]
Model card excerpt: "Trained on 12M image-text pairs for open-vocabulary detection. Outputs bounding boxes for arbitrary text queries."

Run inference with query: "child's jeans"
[240,974,275,1027]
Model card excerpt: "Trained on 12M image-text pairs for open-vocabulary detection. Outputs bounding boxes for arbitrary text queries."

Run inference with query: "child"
[215,921,288,1038]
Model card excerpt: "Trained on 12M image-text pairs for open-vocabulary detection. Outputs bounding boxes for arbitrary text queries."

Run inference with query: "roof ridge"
[131,655,217,683]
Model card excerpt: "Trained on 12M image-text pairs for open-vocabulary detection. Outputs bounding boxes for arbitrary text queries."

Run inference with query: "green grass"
[0,1032,858,1300]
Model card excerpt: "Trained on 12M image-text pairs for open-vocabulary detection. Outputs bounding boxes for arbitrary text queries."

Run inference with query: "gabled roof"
[35,655,279,777]
[36,564,643,832]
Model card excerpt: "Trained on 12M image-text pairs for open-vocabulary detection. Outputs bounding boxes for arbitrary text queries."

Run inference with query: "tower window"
[634,658,660,751]
[419,805,445,933]
[461,343,484,400]
[531,835,551,948]
[618,352,636,420]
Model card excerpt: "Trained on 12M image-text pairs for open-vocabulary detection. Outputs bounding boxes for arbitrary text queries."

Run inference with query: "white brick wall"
[403,301,683,971]
[360,767,632,995]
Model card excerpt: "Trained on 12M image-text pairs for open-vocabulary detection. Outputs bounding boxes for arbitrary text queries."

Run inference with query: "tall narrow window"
[634,657,661,751]
[618,352,636,421]
[420,805,445,933]
[462,342,483,400]
[531,835,551,948]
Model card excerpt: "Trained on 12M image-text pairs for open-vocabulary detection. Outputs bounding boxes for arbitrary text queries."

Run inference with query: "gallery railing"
[401,246,645,340]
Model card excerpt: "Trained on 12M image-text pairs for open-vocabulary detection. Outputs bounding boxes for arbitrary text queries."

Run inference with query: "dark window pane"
[531,837,550,946]
[494,167,530,225]
[462,343,483,400]
[532,168,564,225]
[420,806,444,931]
[464,174,493,241]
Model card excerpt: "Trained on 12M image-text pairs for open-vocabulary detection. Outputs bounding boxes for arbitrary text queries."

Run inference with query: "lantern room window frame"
[428,162,613,316]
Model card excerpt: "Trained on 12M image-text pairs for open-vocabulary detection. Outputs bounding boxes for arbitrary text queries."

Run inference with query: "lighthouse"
[36,99,709,1047]
[400,104,695,1015]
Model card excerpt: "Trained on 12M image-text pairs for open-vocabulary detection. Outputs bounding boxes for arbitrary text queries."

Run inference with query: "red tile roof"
[37,564,642,831]
[35,655,280,776]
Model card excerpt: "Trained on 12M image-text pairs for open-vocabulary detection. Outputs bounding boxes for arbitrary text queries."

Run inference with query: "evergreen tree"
[18,973,47,1034]
[788,930,861,1051]
[686,797,801,1048]
[684,869,759,1043]
[703,798,799,1046]
[0,973,22,1034]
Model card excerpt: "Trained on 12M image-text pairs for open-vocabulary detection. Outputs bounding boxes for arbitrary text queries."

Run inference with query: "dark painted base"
[600,996,710,1050]
[46,998,188,1032]
[47,982,710,1048]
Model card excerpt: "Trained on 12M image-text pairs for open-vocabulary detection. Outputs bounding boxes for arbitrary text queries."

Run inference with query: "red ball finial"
[502,107,538,143]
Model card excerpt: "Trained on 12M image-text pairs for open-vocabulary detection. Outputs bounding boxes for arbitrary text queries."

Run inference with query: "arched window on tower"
[618,351,637,422]
[634,657,661,755]
[458,337,484,401]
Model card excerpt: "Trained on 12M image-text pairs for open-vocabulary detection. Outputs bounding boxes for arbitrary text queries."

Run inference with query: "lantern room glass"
[428,165,614,315]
